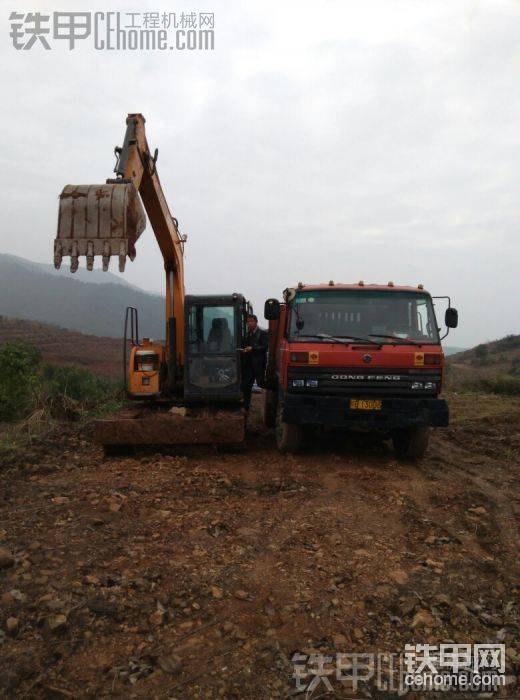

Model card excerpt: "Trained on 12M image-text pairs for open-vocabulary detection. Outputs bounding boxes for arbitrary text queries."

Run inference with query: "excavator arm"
[54,113,185,379]
[113,114,185,274]
[113,113,186,382]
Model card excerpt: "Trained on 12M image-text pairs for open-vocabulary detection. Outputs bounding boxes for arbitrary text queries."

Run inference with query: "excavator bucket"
[54,183,146,273]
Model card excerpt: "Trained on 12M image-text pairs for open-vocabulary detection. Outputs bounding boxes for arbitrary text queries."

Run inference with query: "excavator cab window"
[187,306,236,353]
[184,295,245,402]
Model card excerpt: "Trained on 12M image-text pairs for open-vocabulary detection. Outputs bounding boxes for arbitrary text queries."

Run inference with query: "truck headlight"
[306,379,318,388]
[292,379,305,388]
[424,382,436,390]
[411,381,424,390]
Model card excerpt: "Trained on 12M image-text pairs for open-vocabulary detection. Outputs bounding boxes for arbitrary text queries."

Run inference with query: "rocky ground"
[0,393,519,698]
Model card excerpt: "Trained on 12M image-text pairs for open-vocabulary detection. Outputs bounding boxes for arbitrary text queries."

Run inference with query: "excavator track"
[94,404,246,447]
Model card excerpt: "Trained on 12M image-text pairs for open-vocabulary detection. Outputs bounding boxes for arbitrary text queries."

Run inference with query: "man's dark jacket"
[243,326,268,380]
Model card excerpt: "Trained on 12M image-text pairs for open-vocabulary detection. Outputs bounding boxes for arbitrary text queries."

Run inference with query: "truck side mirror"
[264,298,280,321]
[445,307,458,328]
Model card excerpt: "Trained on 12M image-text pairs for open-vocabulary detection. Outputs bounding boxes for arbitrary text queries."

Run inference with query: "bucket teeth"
[86,241,94,271]
[70,241,79,273]
[102,241,111,271]
[54,241,63,270]
[119,241,126,272]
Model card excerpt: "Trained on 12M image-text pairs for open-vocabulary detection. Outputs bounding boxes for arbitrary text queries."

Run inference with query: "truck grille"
[287,367,442,396]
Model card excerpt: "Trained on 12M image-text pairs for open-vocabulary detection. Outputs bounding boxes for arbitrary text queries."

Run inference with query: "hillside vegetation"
[0,342,118,421]
[0,317,121,378]
[447,334,520,395]
[0,321,121,462]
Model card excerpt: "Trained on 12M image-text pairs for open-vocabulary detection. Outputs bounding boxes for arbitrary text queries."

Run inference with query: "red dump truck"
[263,282,458,459]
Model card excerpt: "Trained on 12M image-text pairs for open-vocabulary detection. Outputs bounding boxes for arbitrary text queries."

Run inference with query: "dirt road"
[0,393,519,698]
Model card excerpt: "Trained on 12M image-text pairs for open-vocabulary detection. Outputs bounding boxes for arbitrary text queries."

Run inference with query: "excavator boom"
[55,113,185,370]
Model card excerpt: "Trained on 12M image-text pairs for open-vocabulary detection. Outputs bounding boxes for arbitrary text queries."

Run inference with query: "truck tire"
[392,426,430,460]
[276,403,302,453]
[263,389,277,428]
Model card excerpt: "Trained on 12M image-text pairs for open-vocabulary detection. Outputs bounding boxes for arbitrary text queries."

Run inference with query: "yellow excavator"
[54,113,250,448]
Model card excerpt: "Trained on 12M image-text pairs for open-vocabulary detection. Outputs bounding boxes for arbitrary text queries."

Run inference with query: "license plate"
[349,399,382,411]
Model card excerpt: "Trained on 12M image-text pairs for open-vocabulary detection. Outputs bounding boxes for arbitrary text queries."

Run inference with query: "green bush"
[474,344,488,364]
[0,341,121,423]
[42,364,112,406]
[0,342,42,421]
[475,375,520,396]
[452,373,520,397]
[509,357,520,377]
[495,334,520,351]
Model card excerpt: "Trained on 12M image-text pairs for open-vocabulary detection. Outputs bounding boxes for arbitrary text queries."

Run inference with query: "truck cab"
[264,282,458,459]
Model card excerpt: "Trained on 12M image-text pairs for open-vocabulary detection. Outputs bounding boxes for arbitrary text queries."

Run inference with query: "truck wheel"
[276,403,302,453]
[392,426,430,460]
[263,389,277,428]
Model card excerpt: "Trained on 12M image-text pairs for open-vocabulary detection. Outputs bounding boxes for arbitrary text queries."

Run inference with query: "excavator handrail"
[123,306,139,391]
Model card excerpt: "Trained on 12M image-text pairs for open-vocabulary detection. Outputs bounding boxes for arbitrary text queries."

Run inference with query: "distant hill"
[1,253,138,287]
[448,334,520,373]
[444,346,467,356]
[0,316,121,378]
[447,334,520,395]
[0,254,164,339]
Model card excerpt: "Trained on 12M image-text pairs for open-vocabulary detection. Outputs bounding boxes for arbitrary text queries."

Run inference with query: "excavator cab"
[184,294,248,402]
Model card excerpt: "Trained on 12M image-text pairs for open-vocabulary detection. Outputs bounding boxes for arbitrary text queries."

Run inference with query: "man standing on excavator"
[241,314,268,411]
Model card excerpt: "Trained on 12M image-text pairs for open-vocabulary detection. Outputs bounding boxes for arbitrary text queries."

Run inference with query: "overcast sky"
[1,0,519,346]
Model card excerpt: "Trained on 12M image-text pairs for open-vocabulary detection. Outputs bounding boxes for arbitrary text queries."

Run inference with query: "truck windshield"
[289,289,440,344]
